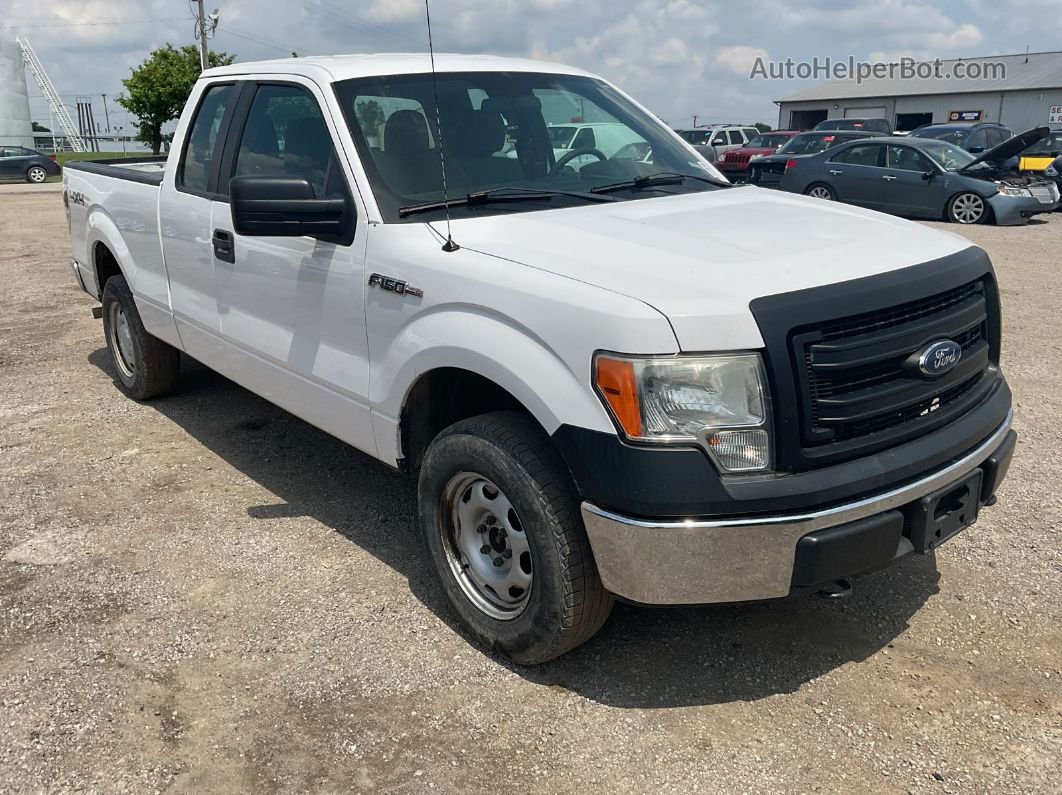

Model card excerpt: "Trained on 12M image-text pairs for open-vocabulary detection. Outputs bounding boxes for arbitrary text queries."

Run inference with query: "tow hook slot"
[817,579,852,599]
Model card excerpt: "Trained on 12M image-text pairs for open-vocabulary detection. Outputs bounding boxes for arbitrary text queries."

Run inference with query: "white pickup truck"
[64,54,1016,664]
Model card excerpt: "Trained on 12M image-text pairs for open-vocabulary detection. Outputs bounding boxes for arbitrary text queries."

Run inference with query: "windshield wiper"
[399,186,616,217]
[590,171,731,194]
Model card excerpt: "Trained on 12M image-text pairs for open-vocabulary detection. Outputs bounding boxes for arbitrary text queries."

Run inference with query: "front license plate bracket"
[908,469,983,553]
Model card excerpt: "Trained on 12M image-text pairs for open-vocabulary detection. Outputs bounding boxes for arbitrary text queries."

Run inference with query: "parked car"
[718,130,800,181]
[814,118,893,135]
[908,122,1012,154]
[780,127,1059,224]
[1018,124,1062,172]
[64,54,1016,664]
[747,130,877,188]
[0,145,60,183]
[674,125,758,159]
[542,122,645,169]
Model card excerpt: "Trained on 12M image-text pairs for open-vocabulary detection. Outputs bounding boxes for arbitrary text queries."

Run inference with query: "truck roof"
[202,52,595,82]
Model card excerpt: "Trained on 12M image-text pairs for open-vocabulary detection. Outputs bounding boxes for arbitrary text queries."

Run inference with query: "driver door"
[879,144,944,217]
[210,78,375,455]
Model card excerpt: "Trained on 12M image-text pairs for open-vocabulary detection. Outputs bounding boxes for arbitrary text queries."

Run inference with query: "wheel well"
[399,368,528,473]
[93,242,122,298]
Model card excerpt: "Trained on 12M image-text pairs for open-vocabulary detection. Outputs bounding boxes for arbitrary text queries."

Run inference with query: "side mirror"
[229,176,353,243]
[921,170,936,181]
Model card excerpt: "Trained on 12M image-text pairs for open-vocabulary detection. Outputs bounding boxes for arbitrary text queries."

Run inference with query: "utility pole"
[194,1,220,71]
[197,1,209,70]
[692,114,698,128]
[101,94,111,133]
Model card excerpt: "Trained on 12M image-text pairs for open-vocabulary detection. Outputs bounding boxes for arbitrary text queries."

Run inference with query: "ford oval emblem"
[918,339,962,377]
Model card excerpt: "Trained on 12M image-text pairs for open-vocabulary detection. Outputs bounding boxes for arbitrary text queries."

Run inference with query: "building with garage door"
[775,50,1062,133]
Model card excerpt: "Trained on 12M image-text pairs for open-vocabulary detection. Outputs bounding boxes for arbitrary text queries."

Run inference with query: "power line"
[0,18,191,30]
[220,27,296,55]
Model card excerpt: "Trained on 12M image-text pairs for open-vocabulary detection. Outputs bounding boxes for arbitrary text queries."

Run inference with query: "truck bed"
[63,156,168,186]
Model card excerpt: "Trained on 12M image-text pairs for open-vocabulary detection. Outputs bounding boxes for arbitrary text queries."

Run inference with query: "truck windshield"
[334,72,724,221]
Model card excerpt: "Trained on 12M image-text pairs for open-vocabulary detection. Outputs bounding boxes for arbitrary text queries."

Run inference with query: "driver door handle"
[828,169,843,175]
[882,175,897,181]
[212,228,235,263]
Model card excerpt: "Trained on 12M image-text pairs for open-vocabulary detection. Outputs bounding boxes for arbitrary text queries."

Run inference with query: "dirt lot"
[1,185,1059,793]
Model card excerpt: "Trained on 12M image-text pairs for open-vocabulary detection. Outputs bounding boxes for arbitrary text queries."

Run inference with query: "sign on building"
[948,110,984,122]
[1049,105,1062,124]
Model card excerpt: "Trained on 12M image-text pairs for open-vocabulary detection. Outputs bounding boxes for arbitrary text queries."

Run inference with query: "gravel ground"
[1,190,1059,793]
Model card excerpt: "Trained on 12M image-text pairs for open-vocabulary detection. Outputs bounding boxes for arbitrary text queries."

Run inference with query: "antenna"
[424,0,459,252]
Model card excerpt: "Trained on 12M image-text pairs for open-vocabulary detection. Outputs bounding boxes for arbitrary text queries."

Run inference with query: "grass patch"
[55,150,155,167]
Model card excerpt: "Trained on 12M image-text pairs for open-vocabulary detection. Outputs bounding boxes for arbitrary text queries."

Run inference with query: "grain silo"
[0,37,34,148]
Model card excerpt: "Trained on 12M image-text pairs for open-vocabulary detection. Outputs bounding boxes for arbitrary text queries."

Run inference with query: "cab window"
[233,83,339,197]
[178,83,234,192]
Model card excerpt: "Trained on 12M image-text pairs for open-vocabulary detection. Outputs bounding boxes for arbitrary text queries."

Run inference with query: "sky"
[5,0,1059,136]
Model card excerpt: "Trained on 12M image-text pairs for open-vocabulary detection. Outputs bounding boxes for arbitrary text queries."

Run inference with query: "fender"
[371,307,662,467]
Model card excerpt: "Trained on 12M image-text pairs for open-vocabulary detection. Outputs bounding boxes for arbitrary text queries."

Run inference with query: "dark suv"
[908,122,1012,153]
[813,118,893,135]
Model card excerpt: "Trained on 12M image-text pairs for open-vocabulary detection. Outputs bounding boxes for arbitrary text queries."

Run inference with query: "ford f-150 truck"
[64,54,1016,664]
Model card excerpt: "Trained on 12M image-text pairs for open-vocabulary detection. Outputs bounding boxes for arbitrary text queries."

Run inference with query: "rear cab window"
[178,83,235,193]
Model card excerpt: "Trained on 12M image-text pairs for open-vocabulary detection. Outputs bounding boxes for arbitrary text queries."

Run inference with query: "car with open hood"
[62,53,1017,664]
[776,126,1059,224]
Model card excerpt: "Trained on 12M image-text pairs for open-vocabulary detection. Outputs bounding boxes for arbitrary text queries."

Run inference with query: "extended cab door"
[209,79,375,456]
[159,80,240,364]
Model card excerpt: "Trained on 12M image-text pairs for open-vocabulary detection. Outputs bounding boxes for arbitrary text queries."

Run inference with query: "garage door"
[845,106,886,118]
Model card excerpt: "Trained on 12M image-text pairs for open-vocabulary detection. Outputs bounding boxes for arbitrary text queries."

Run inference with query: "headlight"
[997,185,1031,197]
[593,353,771,472]
[1045,164,1058,177]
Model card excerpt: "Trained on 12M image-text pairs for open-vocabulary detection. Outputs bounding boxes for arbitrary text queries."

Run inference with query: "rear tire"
[101,275,180,400]
[417,411,613,664]
[804,183,836,200]
[26,165,47,184]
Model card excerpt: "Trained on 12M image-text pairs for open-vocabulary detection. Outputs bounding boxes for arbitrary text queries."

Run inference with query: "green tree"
[32,121,50,132]
[116,44,235,155]
[753,122,773,132]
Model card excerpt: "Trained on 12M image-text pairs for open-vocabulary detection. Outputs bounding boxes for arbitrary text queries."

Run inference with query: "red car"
[719,130,800,181]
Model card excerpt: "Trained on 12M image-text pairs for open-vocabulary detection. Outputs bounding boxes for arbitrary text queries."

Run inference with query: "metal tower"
[16,36,86,152]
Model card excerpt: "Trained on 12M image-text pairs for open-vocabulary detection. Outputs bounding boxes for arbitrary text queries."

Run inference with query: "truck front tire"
[417,411,613,664]
[101,275,180,400]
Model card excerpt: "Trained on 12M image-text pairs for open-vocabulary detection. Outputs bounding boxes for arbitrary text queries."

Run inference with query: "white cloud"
[715,46,770,75]
[10,0,1056,135]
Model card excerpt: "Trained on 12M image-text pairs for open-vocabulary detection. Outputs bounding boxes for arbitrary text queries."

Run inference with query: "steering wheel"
[550,147,608,175]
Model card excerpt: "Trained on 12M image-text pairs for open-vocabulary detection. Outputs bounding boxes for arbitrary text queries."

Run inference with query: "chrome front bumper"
[581,413,1013,605]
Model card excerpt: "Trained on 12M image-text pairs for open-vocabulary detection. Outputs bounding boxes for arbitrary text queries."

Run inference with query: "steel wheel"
[27,166,47,183]
[950,193,985,224]
[807,184,834,200]
[440,472,532,620]
[107,300,136,379]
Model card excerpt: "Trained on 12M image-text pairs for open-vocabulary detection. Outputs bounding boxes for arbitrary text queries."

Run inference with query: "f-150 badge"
[368,273,423,298]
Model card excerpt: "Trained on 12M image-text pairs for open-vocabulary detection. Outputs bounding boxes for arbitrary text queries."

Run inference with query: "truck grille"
[792,279,992,448]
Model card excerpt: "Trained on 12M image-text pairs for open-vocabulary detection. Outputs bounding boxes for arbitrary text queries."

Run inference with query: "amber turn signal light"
[594,356,641,437]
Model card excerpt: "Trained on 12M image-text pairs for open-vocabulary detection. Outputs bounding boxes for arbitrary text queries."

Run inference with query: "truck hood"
[438,186,973,350]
